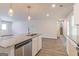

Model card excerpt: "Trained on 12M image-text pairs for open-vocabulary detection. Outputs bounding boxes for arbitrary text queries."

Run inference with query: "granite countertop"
[0,33,40,48]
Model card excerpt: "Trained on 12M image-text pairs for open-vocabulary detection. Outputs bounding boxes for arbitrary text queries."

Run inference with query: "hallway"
[37,37,67,56]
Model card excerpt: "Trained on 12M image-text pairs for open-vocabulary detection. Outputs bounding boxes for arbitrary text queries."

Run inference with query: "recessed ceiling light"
[46,13,50,16]
[52,4,56,7]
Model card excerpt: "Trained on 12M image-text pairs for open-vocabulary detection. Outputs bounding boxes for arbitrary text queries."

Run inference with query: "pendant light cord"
[27,6,31,35]
[27,6,31,16]
[10,3,12,9]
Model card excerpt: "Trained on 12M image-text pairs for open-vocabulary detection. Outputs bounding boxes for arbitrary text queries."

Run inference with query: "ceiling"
[0,3,73,22]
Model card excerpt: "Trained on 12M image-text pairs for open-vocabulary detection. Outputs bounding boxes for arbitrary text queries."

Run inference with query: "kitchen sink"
[26,33,37,36]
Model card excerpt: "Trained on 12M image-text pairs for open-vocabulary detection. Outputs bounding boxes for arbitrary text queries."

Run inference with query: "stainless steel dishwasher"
[15,39,32,56]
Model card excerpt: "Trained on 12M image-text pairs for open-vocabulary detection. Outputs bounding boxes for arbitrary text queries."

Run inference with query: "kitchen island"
[0,33,42,56]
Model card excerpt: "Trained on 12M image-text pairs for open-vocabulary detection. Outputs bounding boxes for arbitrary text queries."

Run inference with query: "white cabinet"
[15,46,23,56]
[24,42,32,56]
[0,35,42,56]
[66,39,77,56]
[32,36,42,56]
[37,36,42,52]
[15,39,32,56]
[32,37,38,56]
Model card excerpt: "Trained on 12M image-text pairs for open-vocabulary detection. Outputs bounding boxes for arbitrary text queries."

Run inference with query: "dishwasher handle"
[15,39,32,49]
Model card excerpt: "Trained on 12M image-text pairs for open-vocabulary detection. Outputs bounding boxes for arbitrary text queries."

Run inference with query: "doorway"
[60,21,63,35]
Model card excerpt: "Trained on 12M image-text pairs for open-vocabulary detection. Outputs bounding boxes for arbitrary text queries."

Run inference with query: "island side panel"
[32,36,42,56]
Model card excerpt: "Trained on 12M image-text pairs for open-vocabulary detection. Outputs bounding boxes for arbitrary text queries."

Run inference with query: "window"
[1,24,7,30]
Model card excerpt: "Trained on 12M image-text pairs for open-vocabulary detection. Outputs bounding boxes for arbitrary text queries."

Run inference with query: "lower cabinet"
[32,37,38,56]
[15,36,42,56]
[32,36,42,56]
[15,46,23,56]
[37,36,42,52]
[15,39,32,56]
[24,42,32,56]
[66,39,77,56]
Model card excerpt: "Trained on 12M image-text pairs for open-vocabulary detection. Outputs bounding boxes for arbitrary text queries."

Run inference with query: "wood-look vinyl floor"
[37,37,67,56]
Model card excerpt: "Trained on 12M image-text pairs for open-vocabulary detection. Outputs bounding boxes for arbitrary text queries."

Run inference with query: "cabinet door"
[32,37,38,56]
[24,42,32,56]
[37,36,42,51]
[15,46,23,56]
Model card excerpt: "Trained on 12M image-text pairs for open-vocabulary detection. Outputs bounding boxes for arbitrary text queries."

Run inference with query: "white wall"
[12,18,57,39]
[30,19,57,39]
[12,21,28,35]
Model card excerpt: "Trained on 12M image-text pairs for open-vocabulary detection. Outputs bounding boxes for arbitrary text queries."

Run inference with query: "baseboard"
[35,49,42,56]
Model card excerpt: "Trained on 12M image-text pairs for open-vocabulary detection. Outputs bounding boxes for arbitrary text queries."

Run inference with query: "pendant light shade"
[8,3,13,16]
[28,16,31,21]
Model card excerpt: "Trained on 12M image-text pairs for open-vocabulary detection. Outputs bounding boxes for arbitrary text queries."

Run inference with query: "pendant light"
[27,6,31,35]
[8,3,13,16]
[27,6,31,21]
